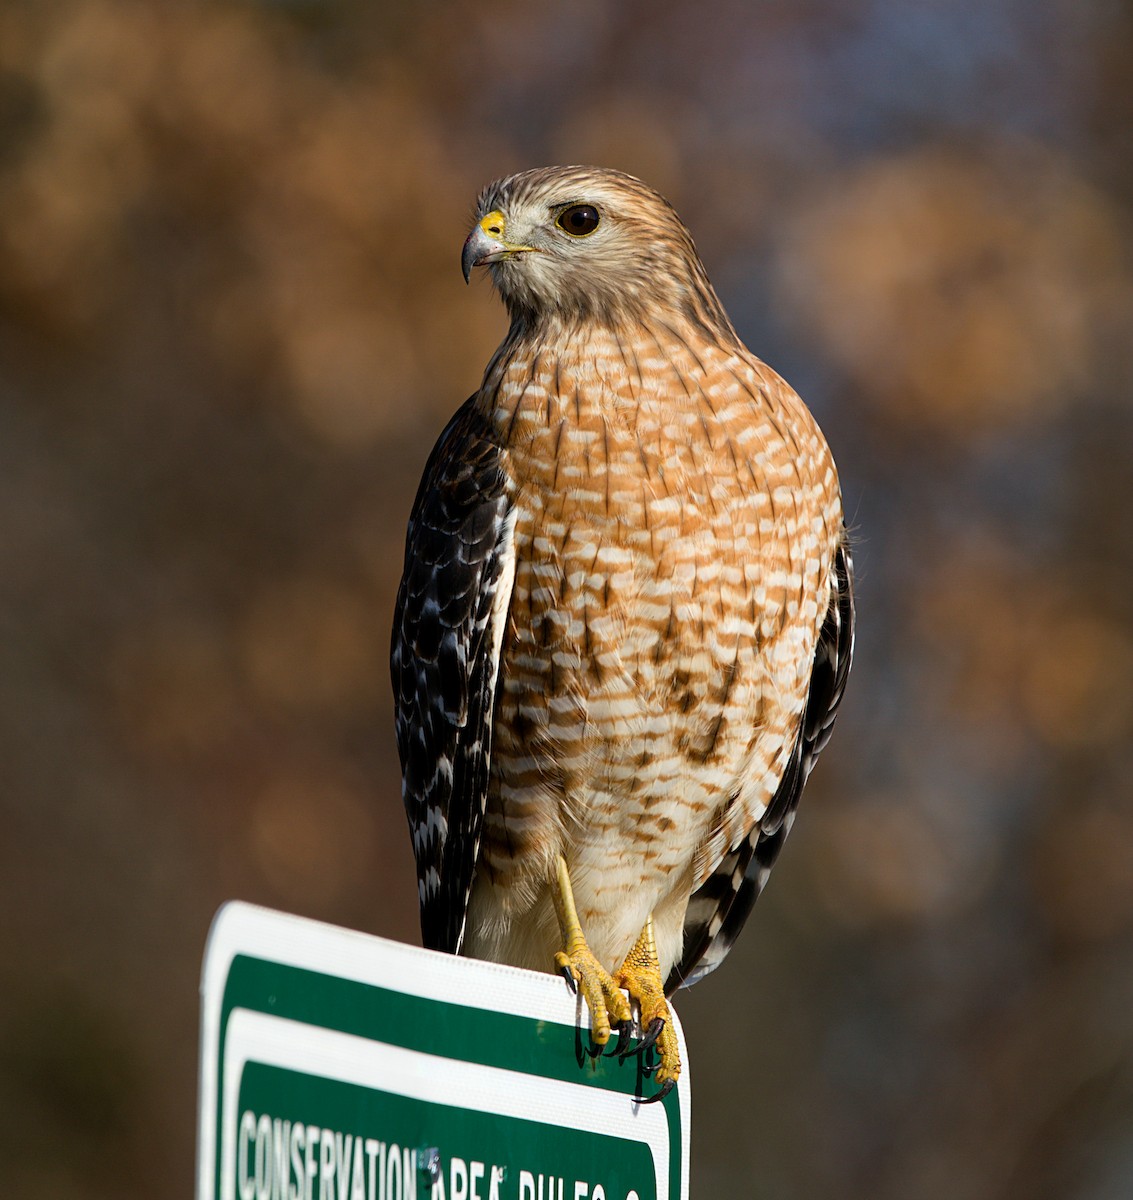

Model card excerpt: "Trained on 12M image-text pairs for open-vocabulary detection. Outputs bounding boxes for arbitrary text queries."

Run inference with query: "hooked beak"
[461,210,536,283]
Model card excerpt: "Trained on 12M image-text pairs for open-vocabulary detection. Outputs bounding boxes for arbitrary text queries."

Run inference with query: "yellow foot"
[551,856,632,1051]
[615,916,682,1103]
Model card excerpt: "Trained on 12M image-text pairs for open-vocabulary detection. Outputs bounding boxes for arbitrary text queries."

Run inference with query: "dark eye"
[556,205,600,237]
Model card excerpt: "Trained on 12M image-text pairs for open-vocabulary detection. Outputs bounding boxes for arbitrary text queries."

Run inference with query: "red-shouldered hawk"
[391,166,854,1100]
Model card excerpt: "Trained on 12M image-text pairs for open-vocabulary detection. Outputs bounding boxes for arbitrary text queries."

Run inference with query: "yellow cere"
[479,210,506,238]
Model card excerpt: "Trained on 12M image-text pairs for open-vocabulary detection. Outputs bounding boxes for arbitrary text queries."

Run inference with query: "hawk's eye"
[556,205,600,237]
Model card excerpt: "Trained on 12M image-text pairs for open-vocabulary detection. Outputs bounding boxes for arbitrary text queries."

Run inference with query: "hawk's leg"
[615,916,681,1102]
[552,855,633,1053]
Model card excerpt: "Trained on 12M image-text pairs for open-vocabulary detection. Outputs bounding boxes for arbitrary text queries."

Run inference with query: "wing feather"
[391,398,515,954]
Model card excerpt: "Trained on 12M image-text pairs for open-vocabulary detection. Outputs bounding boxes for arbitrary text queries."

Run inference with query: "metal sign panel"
[198,903,690,1200]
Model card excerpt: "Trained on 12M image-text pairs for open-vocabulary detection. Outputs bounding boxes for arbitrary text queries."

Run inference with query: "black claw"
[639,1077,676,1105]
[560,965,577,994]
[610,1021,634,1058]
[586,1035,606,1059]
[624,1016,665,1059]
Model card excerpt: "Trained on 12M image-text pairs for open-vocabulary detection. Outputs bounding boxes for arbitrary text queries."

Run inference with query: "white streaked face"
[461,168,706,324]
[463,185,633,310]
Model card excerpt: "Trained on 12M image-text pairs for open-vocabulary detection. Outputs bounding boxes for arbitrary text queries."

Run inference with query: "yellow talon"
[615,916,682,1096]
[551,857,681,1098]
[551,856,632,1047]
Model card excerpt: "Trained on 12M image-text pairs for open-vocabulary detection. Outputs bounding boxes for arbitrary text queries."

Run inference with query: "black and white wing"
[665,535,856,994]
[390,398,516,954]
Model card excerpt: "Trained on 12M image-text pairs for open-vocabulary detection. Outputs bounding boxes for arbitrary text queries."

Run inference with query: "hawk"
[391,166,854,1100]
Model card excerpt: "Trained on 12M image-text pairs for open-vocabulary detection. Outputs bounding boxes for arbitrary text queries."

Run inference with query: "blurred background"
[1,0,1131,1196]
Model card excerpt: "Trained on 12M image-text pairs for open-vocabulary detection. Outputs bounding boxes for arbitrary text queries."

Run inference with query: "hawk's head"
[462,165,734,335]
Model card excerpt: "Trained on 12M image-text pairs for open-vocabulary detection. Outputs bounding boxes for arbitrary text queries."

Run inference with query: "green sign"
[197,903,690,1200]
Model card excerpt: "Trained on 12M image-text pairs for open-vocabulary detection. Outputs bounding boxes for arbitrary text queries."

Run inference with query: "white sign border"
[198,903,691,1200]
[222,1010,671,1200]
